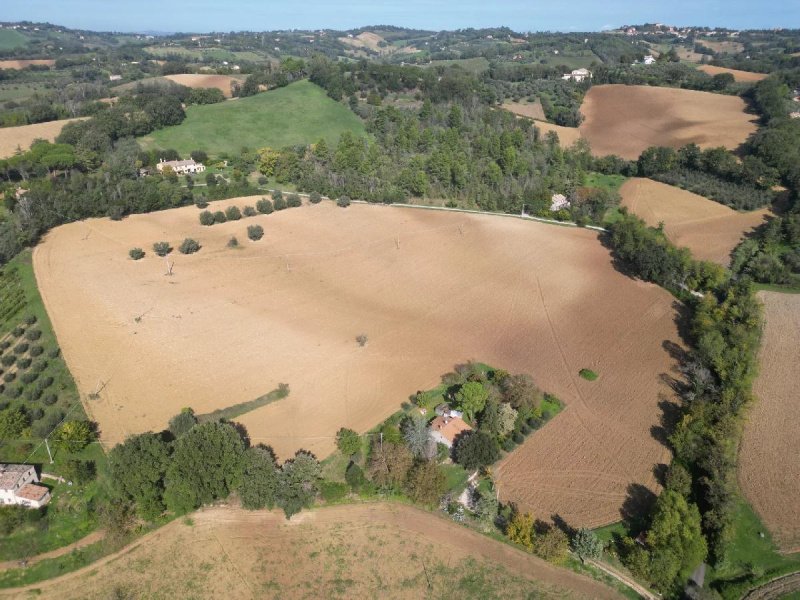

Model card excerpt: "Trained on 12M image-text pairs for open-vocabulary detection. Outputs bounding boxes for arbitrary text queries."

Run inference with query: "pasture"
[619,178,770,265]
[35,199,682,528]
[0,504,621,599]
[739,291,800,552]
[0,29,29,51]
[138,80,366,155]
[0,118,87,159]
[578,85,758,159]
[696,64,768,82]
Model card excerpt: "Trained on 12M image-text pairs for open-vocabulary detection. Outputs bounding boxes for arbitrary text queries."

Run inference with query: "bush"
[13,343,29,355]
[32,360,47,372]
[579,368,598,381]
[17,357,31,369]
[199,211,215,226]
[21,372,38,384]
[48,347,60,358]
[257,175,268,185]
[1,355,15,367]
[12,327,23,337]
[25,329,41,342]
[356,334,368,347]
[37,376,53,390]
[243,205,256,217]
[2,372,15,383]
[501,438,517,452]
[213,210,227,224]
[337,196,351,208]
[512,432,524,444]
[227,236,239,248]
[247,225,264,241]
[24,315,37,326]
[273,196,287,211]
[287,194,301,208]
[271,190,283,202]
[179,238,201,254]
[225,205,242,221]
[32,410,63,437]
[43,393,57,406]
[195,199,209,209]
[320,481,349,503]
[309,191,322,204]
[153,241,172,257]
[256,198,273,214]
[6,386,21,398]
[28,407,43,421]
[0,340,9,350]
[129,247,145,260]
[29,345,43,357]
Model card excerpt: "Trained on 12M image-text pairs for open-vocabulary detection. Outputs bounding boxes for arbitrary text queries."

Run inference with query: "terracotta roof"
[15,483,49,502]
[430,416,472,444]
[0,464,32,490]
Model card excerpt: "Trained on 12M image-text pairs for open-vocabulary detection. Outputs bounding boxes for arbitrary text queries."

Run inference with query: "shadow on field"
[620,483,657,533]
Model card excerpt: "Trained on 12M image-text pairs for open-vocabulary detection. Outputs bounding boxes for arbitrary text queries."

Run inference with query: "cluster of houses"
[156,158,206,175]
[0,464,51,509]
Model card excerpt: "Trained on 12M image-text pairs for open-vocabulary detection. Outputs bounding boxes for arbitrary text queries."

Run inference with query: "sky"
[3,0,798,33]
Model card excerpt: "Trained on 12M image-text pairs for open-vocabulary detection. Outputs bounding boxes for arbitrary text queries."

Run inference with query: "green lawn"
[426,57,490,74]
[139,80,366,156]
[585,172,627,194]
[0,29,30,51]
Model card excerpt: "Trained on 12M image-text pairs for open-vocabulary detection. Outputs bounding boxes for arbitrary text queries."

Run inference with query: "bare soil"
[35,200,682,527]
[696,39,745,54]
[339,32,388,53]
[0,504,622,599]
[739,292,800,552]
[578,84,758,159]
[696,65,768,83]
[0,59,54,70]
[502,100,547,121]
[619,178,771,265]
[0,118,87,159]
[163,74,244,98]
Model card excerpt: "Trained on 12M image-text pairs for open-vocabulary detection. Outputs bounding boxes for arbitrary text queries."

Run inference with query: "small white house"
[561,68,591,82]
[0,464,51,508]
[108,74,122,81]
[156,158,206,175]
[643,55,656,65]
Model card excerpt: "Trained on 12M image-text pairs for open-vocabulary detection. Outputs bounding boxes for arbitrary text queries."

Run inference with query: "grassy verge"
[196,383,289,423]
[753,282,800,294]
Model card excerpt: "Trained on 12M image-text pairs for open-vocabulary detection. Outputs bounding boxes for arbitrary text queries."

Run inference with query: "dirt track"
[739,291,800,552]
[0,118,87,159]
[620,178,770,265]
[0,503,622,599]
[35,200,682,527]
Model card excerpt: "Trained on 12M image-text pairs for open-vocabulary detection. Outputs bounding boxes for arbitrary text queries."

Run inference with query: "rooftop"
[430,415,472,444]
[0,464,33,490]
[15,483,49,502]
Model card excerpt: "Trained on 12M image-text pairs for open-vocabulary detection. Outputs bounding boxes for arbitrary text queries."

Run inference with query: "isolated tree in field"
[247,224,264,241]
[179,238,201,254]
[164,421,245,514]
[108,432,170,520]
[454,431,500,470]
[199,210,215,226]
[406,460,446,505]
[129,247,145,260]
[238,446,279,510]
[54,420,94,452]
[335,427,361,456]
[168,408,198,438]
[256,197,273,214]
[572,527,603,562]
[368,440,413,487]
[401,415,435,459]
[0,406,29,439]
[277,451,321,518]
[455,381,489,422]
[225,205,242,221]
[507,511,535,551]
[153,241,172,257]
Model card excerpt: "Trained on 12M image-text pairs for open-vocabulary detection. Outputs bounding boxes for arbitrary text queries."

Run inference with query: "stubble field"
[619,178,770,265]
[1,504,622,599]
[163,74,244,97]
[739,291,800,552]
[35,200,682,527]
[0,118,87,159]
[0,59,54,69]
[696,64,768,82]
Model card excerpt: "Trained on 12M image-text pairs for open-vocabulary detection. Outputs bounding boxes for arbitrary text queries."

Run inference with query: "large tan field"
[697,64,768,83]
[0,59,55,69]
[579,85,758,159]
[1,503,621,599]
[620,178,770,265]
[0,117,87,159]
[35,200,682,527]
[163,73,244,98]
[739,292,800,553]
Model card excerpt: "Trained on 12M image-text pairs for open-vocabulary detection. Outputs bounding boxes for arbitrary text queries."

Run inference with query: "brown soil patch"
[535,120,583,147]
[339,32,389,53]
[697,65,768,83]
[739,292,800,553]
[1,504,621,599]
[502,100,547,121]
[0,118,87,159]
[578,84,758,159]
[696,39,744,54]
[163,74,243,98]
[620,178,771,265]
[0,59,54,70]
[35,200,682,527]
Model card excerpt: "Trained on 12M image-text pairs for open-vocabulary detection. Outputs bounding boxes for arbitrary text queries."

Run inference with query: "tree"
[129,248,145,260]
[190,150,208,164]
[199,211,215,226]
[474,491,498,529]
[535,527,570,563]
[455,381,489,422]
[54,420,94,452]
[205,172,217,186]
[572,527,603,562]
[367,441,413,487]
[345,462,365,491]
[336,196,351,208]
[497,403,518,436]
[179,238,201,254]
[454,431,500,470]
[507,511,535,551]
[277,451,321,518]
[500,374,542,413]
[153,241,171,257]
[224,205,242,221]
[238,446,279,509]
[164,421,245,514]
[256,198,273,214]
[0,406,29,439]
[401,415,434,459]
[168,408,197,438]
[247,225,264,241]
[406,460,446,505]
[335,428,361,456]
[108,432,170,520]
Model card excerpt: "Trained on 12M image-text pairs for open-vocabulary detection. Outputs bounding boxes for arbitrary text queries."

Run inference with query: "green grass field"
[0,29,29,51]
[139,80,366,156]
[426,57,490,74]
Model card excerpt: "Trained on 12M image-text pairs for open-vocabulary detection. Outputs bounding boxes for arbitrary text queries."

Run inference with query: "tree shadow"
[550,513,576,538]
[620,483,657,534]
[650,394,683,448]
[670,301,694,346]
[652,462,669,487]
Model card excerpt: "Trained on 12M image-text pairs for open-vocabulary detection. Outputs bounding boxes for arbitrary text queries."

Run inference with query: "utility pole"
[44,438,53,464]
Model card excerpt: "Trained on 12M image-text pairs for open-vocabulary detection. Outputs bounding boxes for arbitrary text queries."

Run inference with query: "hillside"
[138,80,366,155]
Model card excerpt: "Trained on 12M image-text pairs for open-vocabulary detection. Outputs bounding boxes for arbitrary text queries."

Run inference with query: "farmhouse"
[643,55,656,65]
[0,464,51,508]
[561,68,591,82]
[429,415,472,448]
[156,158,206,175]
[434,403,463,419]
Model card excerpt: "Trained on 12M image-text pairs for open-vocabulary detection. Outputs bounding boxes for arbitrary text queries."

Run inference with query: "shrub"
[32,410,63,437]
[356,334,368,347]
[195,199,209,209]
[199,211,215,226]
[48,347,60,358]
[309,191,322,204]
[12,327,23,337]
[520,423,531,435]
[579,368,598,381]
[13,343,28,355]
[43,393,57,406]
[345,462,366,490]
[227,236,239,248]
[213,211,227,224]
[247,225,264,241]
[337,196,351,208]
[243,205,256,217]
[0,340,9,350]
[153,241,172,257]
[28,407,43,421]
[271,190,283,202]
[257,175,268,185]
[179,238,201,254]
[320,481,349,503]
[535,527,570,563]
[129,247,145,260]
[6,386,22,398]
[25,329,41,341]
[2,372,15,383]
[32,360,47,373]
[20,372,38,384]
[287,194,301,208]
[24,315,37,326]
[225,205,242,221]
[501,438,517,452]
[37,376,54,390]
[256,198,273,214]
[29,345,43,357]
[512,432,524,444]
[1,355,15,367]
[273,196,287,211]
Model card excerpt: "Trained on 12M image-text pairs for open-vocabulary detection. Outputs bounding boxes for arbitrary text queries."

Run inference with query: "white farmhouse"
[429,415,472,449]
[643,55,656,65]
[561,68,592,82]
[156,158,206,175]
[0,464,51,508]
